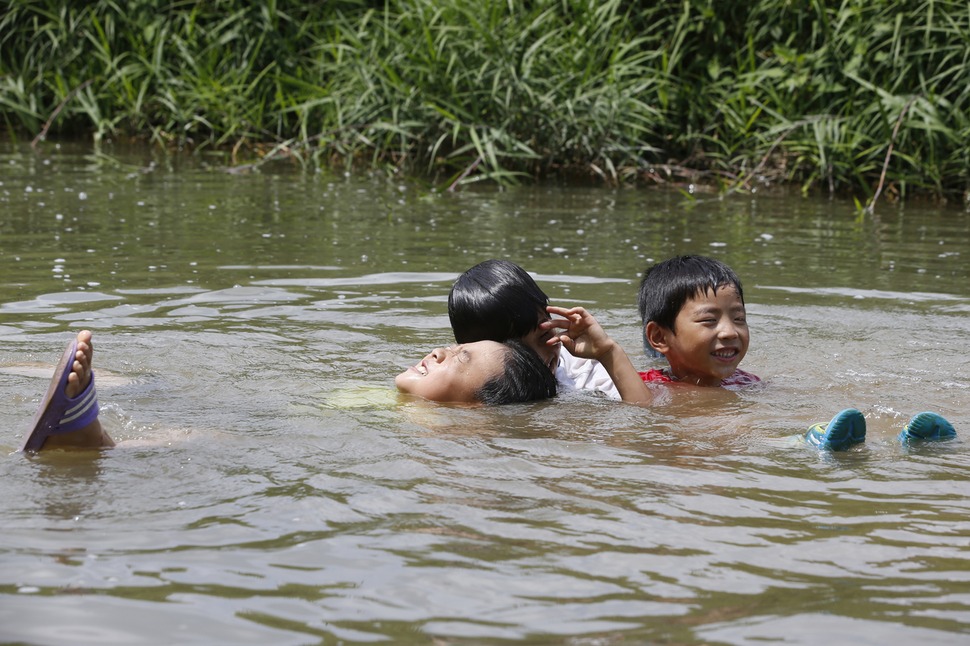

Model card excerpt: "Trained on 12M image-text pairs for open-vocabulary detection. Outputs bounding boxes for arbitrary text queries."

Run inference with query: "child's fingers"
[537,318,559,332]
[546,305,588,317]
[547,317,585,339]
[556,335,576,353]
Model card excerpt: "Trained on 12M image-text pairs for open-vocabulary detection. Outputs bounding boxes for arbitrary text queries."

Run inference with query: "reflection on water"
[1,142,969,644]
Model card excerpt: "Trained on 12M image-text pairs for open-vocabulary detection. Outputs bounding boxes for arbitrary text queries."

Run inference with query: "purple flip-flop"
[20,339,100,452]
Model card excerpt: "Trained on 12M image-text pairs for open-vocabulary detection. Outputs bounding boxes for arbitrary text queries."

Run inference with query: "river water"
[1,142,969,644]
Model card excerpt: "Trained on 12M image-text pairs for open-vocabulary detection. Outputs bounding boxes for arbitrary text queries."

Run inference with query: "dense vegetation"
[2,0,968,201]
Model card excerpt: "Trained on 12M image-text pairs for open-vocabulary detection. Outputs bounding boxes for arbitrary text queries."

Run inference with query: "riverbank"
[2,0,968,202]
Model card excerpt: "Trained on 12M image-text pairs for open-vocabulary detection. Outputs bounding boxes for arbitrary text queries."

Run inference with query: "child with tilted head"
[19,329,557,452]
[638,255,759,388]
[637,255,955,451]
[448,259,621,399]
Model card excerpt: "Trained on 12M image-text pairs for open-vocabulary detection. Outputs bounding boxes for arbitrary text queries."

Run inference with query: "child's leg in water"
[21,330,115,451]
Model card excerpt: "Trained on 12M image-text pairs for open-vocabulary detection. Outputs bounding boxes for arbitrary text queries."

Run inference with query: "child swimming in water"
[638,254,758,389]
[394,338,556,405]
[448,259,620,399]
[19,331,557,451]
[637,254,956,450]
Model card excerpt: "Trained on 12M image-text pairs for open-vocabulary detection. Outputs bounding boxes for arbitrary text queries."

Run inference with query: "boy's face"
[648,284,749,386]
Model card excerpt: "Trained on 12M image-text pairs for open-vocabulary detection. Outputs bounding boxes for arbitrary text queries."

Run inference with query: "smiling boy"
[638,255,760,388]
[634,255,955,450]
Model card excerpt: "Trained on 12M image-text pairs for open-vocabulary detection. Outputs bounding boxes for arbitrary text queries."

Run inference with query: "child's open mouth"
[410,360,429,376]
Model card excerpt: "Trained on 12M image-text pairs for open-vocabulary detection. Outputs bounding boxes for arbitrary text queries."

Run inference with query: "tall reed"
[1,0,967,199]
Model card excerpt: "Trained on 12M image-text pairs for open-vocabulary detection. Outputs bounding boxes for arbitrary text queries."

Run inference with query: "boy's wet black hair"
[477,339,558,404]
[637,255,744,333]
[448,259,549,344]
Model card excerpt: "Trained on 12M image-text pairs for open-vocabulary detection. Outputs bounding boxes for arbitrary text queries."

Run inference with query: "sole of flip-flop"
[899,412,956,442]
[814,409,866,451]
[20,340,78,452]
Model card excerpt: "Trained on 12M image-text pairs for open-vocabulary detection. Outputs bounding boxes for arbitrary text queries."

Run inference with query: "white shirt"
[555,347,620,400]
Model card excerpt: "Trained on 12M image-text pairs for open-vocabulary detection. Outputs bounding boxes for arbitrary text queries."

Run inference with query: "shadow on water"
[1,142,969,644]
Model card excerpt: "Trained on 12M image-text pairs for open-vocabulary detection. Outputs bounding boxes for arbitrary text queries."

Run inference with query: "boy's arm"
[545,305,652,406]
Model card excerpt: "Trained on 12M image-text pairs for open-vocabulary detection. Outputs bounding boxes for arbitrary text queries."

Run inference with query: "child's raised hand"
[545,304,652,405]
[545,305,616,361]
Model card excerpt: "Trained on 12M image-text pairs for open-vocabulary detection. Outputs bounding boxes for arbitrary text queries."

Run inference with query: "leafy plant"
[1,0,967,199]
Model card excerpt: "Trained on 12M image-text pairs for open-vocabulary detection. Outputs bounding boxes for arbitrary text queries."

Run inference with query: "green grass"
[2,0,968,201]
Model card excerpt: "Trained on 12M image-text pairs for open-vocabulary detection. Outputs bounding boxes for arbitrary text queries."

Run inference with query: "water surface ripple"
[1,143,968,644]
